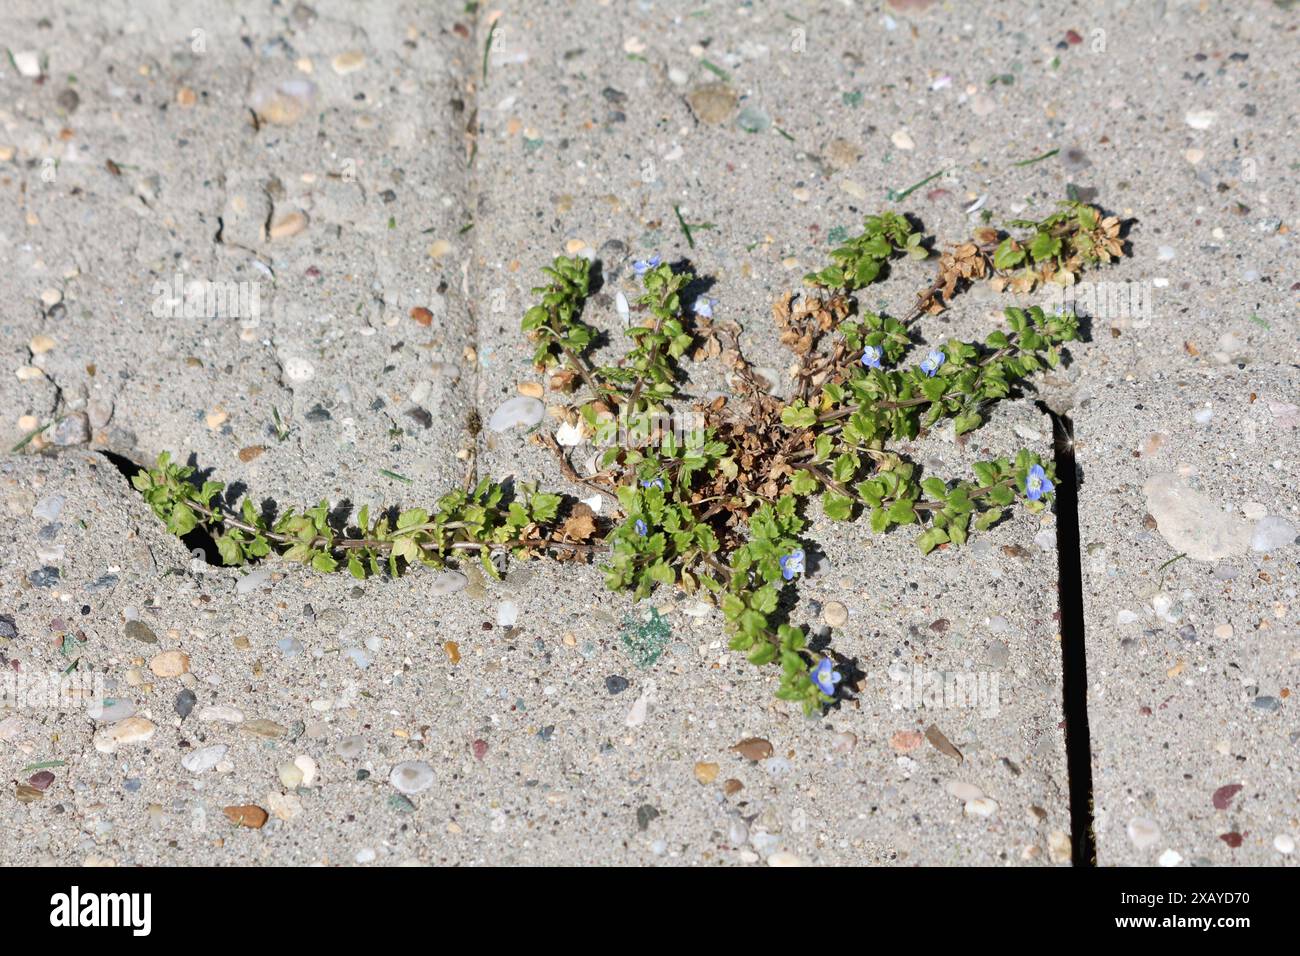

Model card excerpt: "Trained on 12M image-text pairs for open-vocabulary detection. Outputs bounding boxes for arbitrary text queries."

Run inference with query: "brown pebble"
[693,761,720,785]
[241,718,288,739]
[268,211,309,240]
[223,804,269,828]
[890,730,924,753]
[924,724,963,762]
[125,620,158,644]
[149,650,190,678]
[1212,783,1243,811]
[238,445,266,463]
[410,306,433,326]
[731,737,773,761]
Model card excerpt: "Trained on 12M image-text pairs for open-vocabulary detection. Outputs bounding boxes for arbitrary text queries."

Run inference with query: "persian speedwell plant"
[119,198,1127,714]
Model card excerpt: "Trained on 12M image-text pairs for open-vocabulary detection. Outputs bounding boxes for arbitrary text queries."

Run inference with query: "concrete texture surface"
[0,0,1295,866]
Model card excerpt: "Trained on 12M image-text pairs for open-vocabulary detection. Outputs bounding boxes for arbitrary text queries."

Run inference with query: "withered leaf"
[560,504,597,542]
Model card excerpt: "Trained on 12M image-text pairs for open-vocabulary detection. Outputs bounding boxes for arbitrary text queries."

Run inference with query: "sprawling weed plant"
[130,200,1125,712]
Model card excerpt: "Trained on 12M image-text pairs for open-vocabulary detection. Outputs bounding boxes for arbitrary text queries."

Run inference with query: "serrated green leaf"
[823,492,854,521]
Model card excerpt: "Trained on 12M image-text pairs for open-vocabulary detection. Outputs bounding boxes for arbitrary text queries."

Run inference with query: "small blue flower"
[1024,464,1054,501]
[779,549,805,581]
[811,657,842,696]
[861,344,884,369]
[634,519,648,537]
[693,297,717,319]
[919,349,945,377]
[640,477,665,491]
[632,254,662,276]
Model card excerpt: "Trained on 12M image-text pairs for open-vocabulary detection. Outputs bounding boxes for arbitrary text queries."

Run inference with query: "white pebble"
[199,704,245,723]
[1274,834,1295,855]
[389,760,435,795]
[32,495,65,522]
[1158,848,1183,867]
[767,851,807,867]
[1251,516,1296,553]
[182,745,228,774]
[1126,816,1161,849]
[429,571,468,596]
[890,129,915,151]
[1143,472,1251,561]
[282,356,315,383]
[555,420,586,447]
[946,781,984,801]
[294,755,317,786]
[487,396,545,433]
[12,51,41,77]
[497,601,519,628]
[235,569,272,596]
[964,797,999,817]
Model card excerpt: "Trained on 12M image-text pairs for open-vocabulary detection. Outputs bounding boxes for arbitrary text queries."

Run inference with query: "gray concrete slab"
[1074,368,1299,866]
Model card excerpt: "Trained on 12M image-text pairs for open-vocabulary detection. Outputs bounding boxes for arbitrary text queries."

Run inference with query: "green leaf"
[312,552,339,573]
[347,554,366,580]
[169,503,198,536]
[397,508,429,529]
[921,377,948,402]
[790,469,820,496]
[921,477,948,499]
[284,542,313,563]
[780,404,817,428]
[988,484,1015,506]
[870,506,890,534]
[953,411,982,435]
[916,527,949,554]
[853,257,882,287]
[823,492,854,521]
[215,534,244,566]
[886,498,916,525]
[391,536,421,562]
[993,239,1024,270]
[530,492,562,523]
[1029,231,1062,262]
